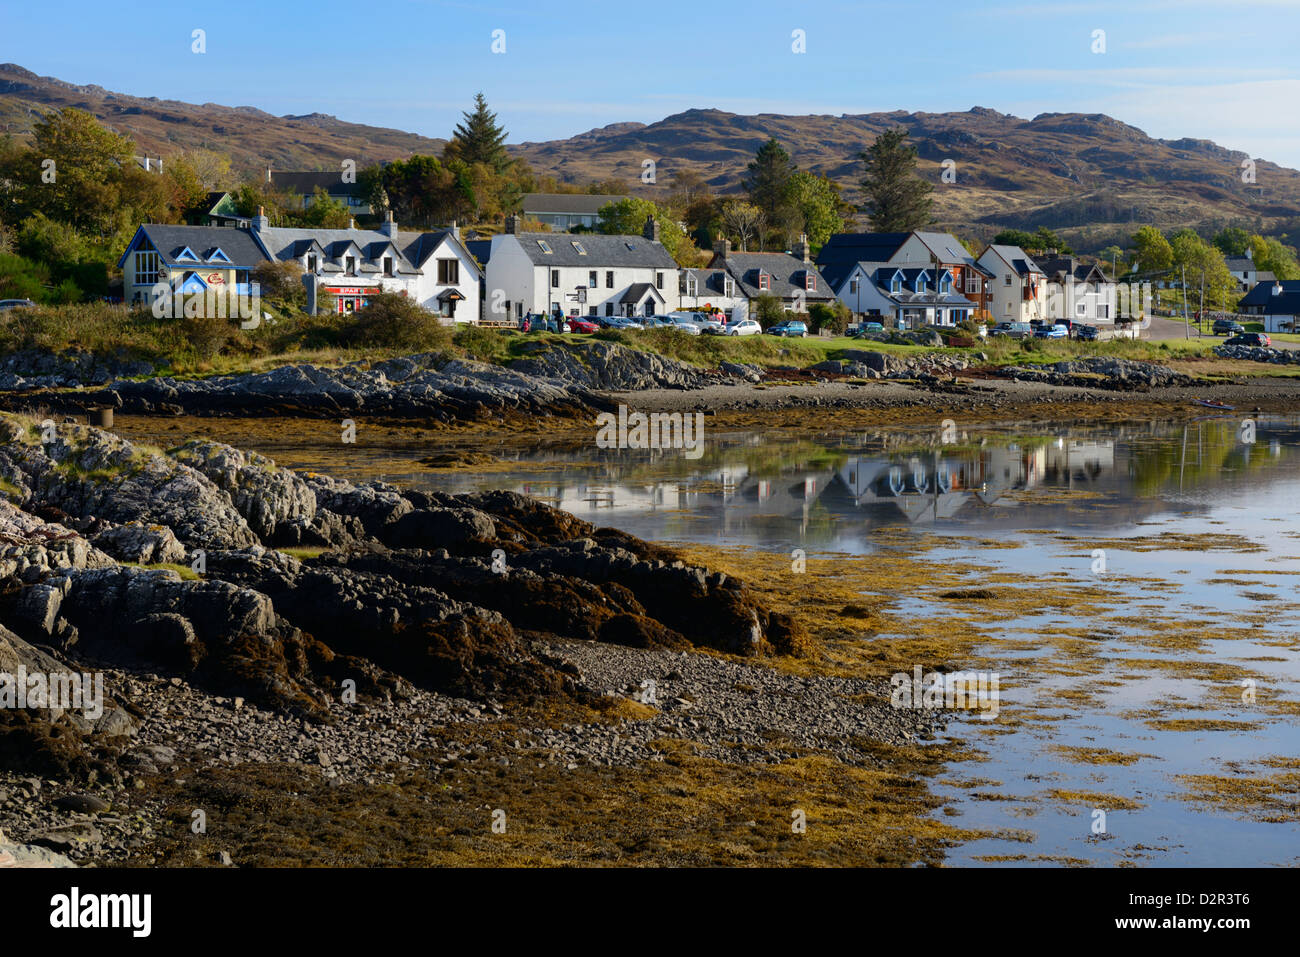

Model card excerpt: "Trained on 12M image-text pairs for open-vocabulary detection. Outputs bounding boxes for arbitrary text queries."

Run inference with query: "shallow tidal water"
[119,413,1300,866]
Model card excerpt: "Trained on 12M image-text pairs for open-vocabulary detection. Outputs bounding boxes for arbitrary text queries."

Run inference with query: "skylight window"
[571,241,587,255]
[537,240,553,254]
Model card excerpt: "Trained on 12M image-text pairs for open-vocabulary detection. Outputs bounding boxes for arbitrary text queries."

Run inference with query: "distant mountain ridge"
[2,63,1297,246]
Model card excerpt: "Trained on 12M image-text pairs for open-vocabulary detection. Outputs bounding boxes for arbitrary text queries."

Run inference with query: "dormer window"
[345,256,357,276]
[383,256,394,277]
[307,255,318,272]
[758,272,770,291]
[681,275,697,297]
[206,247,232,264]
[723,276,734,297]
[804,273,816,292]
[176,246,199,262]
[891,276,902,294]
[537,240,553,254]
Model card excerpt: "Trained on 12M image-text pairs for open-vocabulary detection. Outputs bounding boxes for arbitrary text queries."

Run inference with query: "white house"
[833,262,976,327]
[1238,279,1300,333]
[251,211,482,321]
[1035,254,1116,325]
[520,193,627,231]
[817,231,993,323]
[977,244,1048,324]
[484,216,679,321]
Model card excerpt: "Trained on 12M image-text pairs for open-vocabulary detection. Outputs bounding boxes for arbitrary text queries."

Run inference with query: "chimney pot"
[643,215,660,242]
[712,238,731,260]
[505,214,519,235]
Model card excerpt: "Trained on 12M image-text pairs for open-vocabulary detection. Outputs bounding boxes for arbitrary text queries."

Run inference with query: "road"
[1141,315,1300,349]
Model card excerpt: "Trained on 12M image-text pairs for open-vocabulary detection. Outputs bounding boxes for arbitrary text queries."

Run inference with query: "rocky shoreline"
[5,340,1292,426]
[0,410,949,867]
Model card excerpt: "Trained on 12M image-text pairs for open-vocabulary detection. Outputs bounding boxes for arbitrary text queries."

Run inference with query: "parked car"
[1075,324,1100,341]
[1035,324,1069,338]
[567,318,599,334]
[726,318,762,336]
[661,316,702,335]
[607,317,644,331]
[766,320,808,338]
[992,322,1035,339]
[0,299,36,312]
[853,321,886,337]
[1225,332,1271,347]
[1213,319,1245,336]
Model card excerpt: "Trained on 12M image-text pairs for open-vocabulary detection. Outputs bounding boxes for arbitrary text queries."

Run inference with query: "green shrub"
[340,292,453,352]
[753,294,784,329]
[454,324,510,362]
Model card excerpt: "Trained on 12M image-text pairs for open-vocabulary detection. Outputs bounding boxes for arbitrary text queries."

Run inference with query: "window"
[537,240,553,254]
[176,246,199,262]
[307,255,318,273]
[235,269,249,286]
[345,256,357,276]
[1004,273,1012,285]
[1005,302,1012,315]
[723,276,734,297]
[551,269,560,288]
[589,271,597,288]
[655,271,664,290]
[134,251,159,285]
[1077,303,1087,316]
[805,273,816,292]
[589,306,597,316]
[891,277,902,294]
[758,272,770,291]
[1099,304,1109,319]
[606,271,614,288]
[383,256,394,277]
[437,259,459,285]
[849,278,858,294]
[605,302,614,316]
[966,277,979,294]
[681,275,697,297]
[571,241,587,255]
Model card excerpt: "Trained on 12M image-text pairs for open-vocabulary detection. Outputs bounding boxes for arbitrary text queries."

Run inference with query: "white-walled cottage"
[484,216,679,320]
[977,244,1048,324]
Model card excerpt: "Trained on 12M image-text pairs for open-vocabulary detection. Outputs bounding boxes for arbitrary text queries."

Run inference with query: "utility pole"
[1181,265,1190,339]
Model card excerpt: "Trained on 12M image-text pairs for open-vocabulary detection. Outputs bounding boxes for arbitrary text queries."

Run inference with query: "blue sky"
[6,0,1300,167]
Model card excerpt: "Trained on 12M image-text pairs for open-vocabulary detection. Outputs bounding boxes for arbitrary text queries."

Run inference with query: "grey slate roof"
[512,232,677,269]
[1225,257,1257,273]
[117,224,269,269]
[681,268,734,297]
[912,231,989,273]
[269,171,364,198]
[521,193,628,215]
[253,226,421,276]
[714,251,834,302]
[817,232,910,288]
[466,239,492,266]
[620,282,663,304]
[1239,279,1300,313]
[866,262,975,306]
[1034,254,1110,284]
[986,245,1044,277]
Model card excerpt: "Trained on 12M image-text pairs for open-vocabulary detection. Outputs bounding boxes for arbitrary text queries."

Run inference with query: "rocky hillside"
[3,63,1297,244]
[0,63,446,174]
[514,107,1300,245]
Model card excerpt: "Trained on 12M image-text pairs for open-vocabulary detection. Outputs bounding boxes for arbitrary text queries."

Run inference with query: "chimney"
[794,233,810,263]
[505,214,519,235]
[348,217,356,230]
[451,218,460,241]
[712,238,731,260]
[643,215,661,242]
[1246,247,1254,261]
[1272,281,1283,296]
[253,205,269,232]
[380,210,396,237]
[156,157,163,173]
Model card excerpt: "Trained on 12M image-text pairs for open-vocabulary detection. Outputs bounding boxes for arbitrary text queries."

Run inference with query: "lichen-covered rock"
[170,439,317,543]
[90,522,186,565]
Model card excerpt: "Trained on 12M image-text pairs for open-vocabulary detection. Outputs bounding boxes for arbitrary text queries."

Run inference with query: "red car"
[567,319,599,334]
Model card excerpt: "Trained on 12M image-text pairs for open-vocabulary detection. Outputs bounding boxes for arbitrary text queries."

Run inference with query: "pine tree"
[859,128,933,232]
[742,138,796,225]
[449,93,508,171]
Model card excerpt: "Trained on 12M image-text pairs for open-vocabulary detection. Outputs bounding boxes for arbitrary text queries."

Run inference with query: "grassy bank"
[0,301,1258,382]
